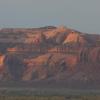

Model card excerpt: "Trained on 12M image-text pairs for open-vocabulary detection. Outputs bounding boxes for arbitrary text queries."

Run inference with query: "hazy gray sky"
[0,0,100,33]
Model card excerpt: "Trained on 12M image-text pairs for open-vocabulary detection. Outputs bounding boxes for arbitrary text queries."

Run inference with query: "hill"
[0,26,100,89]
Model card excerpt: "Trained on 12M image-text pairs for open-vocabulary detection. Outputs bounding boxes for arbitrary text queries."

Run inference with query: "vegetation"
[0,88,100,100]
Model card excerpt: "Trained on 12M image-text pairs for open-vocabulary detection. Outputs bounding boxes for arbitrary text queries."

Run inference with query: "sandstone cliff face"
[0,26,99,84]
[63,32,79,43]
[63,31,87,46]
[44,26,67,39]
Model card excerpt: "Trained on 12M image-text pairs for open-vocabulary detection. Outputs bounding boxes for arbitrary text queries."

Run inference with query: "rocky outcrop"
[0,26,100,85]
[63,31,87,46]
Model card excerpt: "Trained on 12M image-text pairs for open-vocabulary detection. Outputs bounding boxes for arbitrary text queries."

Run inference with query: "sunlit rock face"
[0,53,5,67]
[0,26,99,84]
[63,32,79,43]
[63,31,87,46]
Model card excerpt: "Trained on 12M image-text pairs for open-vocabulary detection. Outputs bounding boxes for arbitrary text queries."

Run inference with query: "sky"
[0,0,100,33]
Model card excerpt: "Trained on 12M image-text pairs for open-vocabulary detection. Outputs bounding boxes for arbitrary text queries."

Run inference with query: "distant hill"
[0,26,100,89]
